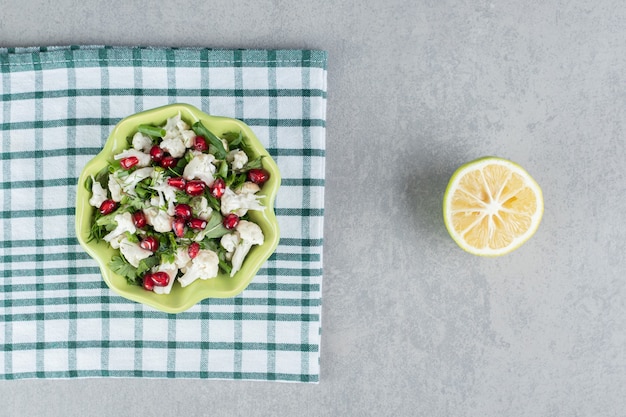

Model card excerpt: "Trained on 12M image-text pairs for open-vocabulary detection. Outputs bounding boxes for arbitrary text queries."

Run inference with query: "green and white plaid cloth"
[0,46,326,383]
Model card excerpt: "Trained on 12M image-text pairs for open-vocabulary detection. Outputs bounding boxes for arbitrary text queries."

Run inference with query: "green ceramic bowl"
[75,103,281,313]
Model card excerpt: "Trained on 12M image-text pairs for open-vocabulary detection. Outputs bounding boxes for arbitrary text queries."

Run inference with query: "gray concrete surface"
[1,0,626,415]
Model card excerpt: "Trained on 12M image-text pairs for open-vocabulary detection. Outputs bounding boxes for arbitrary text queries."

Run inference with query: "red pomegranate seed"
[120,156,139,170]
[149,145,164,162]
[193,136,208,152]
[160,156,178,168]
[174,204,192,220]
[185,180,206,196]
[223,213,239,230]
[151,271,170,286]
[132,211,147,228]
[188,218,207,230]
[188,242,200,259]
[140,236,159,252]
[167,177,187,189]
[99,199,117,215]
[209,178,226,198]
[143,274,155,291]
[247,168,269,185]
[172,217,186,238]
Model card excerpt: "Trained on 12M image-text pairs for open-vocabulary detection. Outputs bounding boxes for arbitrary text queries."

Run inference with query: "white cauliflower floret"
[236,220,264,244]
[220,233,240,253]
[238,181,261,195]
[160,137,187,158]
[132,132,153,152]
[149,195,165,213]
[178,249,219,287]
[150,172,178,215]
[108,234,125,249]
[220,233,241,261]
[190,196,212,220]
[175,118,190,131]
[143,207,173,233]
[152,262,178,295]
[174,246,192,272]
[173,118,196,147]
[229,220,264,277]
[180,129,196,148]
[183,152,216,186]
[118,237,153,268]
[114,149,152,167]
[103,212,136,243]
[122,167,154,195]
[159,113,193,156]
[89,175,108,208]
[163,113,183,135]
[108,174,124,202]
[220,187,263,216]
[227,149,248,170]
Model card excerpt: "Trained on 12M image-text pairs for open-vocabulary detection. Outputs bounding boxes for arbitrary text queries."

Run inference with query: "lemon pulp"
[443,157,543,256]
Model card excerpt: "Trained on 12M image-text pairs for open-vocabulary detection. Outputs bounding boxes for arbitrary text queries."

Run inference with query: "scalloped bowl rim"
[75,104,281,313]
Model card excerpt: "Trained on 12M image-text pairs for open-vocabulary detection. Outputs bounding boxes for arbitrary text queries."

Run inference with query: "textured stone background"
[1,0,625,415]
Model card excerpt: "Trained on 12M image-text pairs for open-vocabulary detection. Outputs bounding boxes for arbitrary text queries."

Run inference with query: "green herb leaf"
[222,131,244,148]
[118,169,130,178]
[226,173,247,190]
[84,175,94,192]
[124,231,139,243]
[109,160,123,173]
[124,195,149,211]
[109,255,139,285]
[138,124,166,138]
[96,211,119,229]
[216,248,232,275]
[135,179,155,200]
[244,156,264,170]
[218,160,228,179]
[168,232,178,252]
[88,215,107,242]
[94,165,110,185]
[200,238,219,252]
[137,255,159,276]
[192,121,227,159]
[160,251,176,265]
[175,192,192,205]
[206,194,222,212]
[200,213,229,240]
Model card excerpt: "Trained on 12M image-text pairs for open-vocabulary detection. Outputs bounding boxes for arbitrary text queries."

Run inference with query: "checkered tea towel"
[0,46,327,383]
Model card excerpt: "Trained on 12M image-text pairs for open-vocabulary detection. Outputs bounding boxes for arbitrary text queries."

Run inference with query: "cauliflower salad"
[86,114,270,294]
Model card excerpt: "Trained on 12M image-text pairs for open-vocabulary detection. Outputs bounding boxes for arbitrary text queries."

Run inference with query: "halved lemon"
[443,157,543,256]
